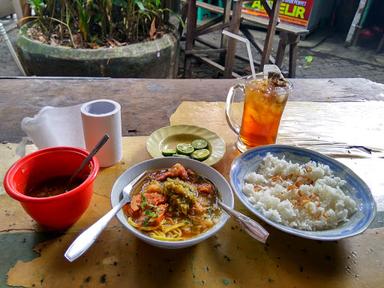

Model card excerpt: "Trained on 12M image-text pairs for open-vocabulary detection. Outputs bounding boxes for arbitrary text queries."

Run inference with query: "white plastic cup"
[81,99,122,167]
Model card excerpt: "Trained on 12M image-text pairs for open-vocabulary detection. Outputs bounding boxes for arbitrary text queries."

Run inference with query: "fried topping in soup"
[123,163,221,241]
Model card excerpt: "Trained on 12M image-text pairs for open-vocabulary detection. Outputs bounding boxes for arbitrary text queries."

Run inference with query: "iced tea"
[237,76,290,151]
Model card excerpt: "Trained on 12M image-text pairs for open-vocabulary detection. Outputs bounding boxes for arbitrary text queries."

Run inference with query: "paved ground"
[1,16,384,83]
[178,26,384,83]
[0,18,21,76]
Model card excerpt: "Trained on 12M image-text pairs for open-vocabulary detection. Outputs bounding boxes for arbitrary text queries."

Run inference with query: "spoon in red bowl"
[66,134,109,191]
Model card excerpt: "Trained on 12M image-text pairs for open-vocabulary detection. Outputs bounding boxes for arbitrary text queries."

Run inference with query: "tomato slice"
[144,192,166,206]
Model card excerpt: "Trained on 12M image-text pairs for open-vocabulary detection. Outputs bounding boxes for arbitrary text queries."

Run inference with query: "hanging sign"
[242,0,314,28]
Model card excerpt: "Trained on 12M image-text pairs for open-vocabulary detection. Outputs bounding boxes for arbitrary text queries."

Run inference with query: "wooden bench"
[185,0,308,78]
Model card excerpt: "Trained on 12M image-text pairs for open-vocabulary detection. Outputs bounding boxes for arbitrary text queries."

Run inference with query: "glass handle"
[225,83,244,135]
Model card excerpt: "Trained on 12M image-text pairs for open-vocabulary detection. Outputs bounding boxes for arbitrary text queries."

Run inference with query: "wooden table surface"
[0,77,384,288]
[1,77,383,142]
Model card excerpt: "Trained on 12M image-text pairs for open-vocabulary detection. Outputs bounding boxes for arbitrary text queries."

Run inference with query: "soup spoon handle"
[218,201,269,243]
[64,198,128,262]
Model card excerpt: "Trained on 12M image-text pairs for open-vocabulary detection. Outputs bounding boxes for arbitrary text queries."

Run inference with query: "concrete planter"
[16,24,179,78]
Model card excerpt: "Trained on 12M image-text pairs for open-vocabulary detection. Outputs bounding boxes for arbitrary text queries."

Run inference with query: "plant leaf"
[135,0,145,11]
[112,0,128,8]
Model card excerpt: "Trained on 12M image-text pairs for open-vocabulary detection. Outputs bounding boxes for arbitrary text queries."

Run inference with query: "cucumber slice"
[192,139,208,150]
[176,143,194,155]
[173,154,190,159]
[162,148,176,156]
[191,149,210,161]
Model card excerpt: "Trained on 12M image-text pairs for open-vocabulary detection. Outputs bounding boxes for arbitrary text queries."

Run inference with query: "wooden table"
[0,77,384,287]
[1,77,383,142]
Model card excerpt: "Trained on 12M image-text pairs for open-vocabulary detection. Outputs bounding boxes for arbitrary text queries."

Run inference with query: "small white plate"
[146,125,226,166]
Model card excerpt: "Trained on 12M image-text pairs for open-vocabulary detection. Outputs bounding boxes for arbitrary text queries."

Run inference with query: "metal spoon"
[201,176,269,243]
[64,171,147,262]
[218,200,269,243]
[66,134,109,190]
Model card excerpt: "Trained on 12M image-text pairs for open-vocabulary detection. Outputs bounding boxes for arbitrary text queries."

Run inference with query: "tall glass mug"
[225,73,292,152]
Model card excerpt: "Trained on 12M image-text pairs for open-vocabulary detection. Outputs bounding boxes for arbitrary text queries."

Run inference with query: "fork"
[64,171,146,262]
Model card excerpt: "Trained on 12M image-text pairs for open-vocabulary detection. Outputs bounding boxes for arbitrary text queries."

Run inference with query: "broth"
[26,176,85,198]
[123,163,221,241]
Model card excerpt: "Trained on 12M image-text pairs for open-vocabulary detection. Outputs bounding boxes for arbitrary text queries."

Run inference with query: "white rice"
[243,153,357,231]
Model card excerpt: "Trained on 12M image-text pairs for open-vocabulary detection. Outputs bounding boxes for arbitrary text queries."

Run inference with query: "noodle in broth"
[123,163,221,241]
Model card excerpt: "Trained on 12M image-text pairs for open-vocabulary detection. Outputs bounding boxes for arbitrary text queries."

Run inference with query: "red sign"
[242,0,314,28]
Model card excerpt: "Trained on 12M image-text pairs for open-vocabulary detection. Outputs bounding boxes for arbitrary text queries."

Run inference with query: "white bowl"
[111,157,234,249]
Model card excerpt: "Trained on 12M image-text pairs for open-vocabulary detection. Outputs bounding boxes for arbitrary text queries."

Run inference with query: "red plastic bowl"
[3,146,99,230]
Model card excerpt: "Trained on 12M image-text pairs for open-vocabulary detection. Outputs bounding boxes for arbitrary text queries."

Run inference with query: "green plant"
[26,0,175,48]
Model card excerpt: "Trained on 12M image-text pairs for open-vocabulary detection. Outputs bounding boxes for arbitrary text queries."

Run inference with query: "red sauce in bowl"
[26,176,85,198]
